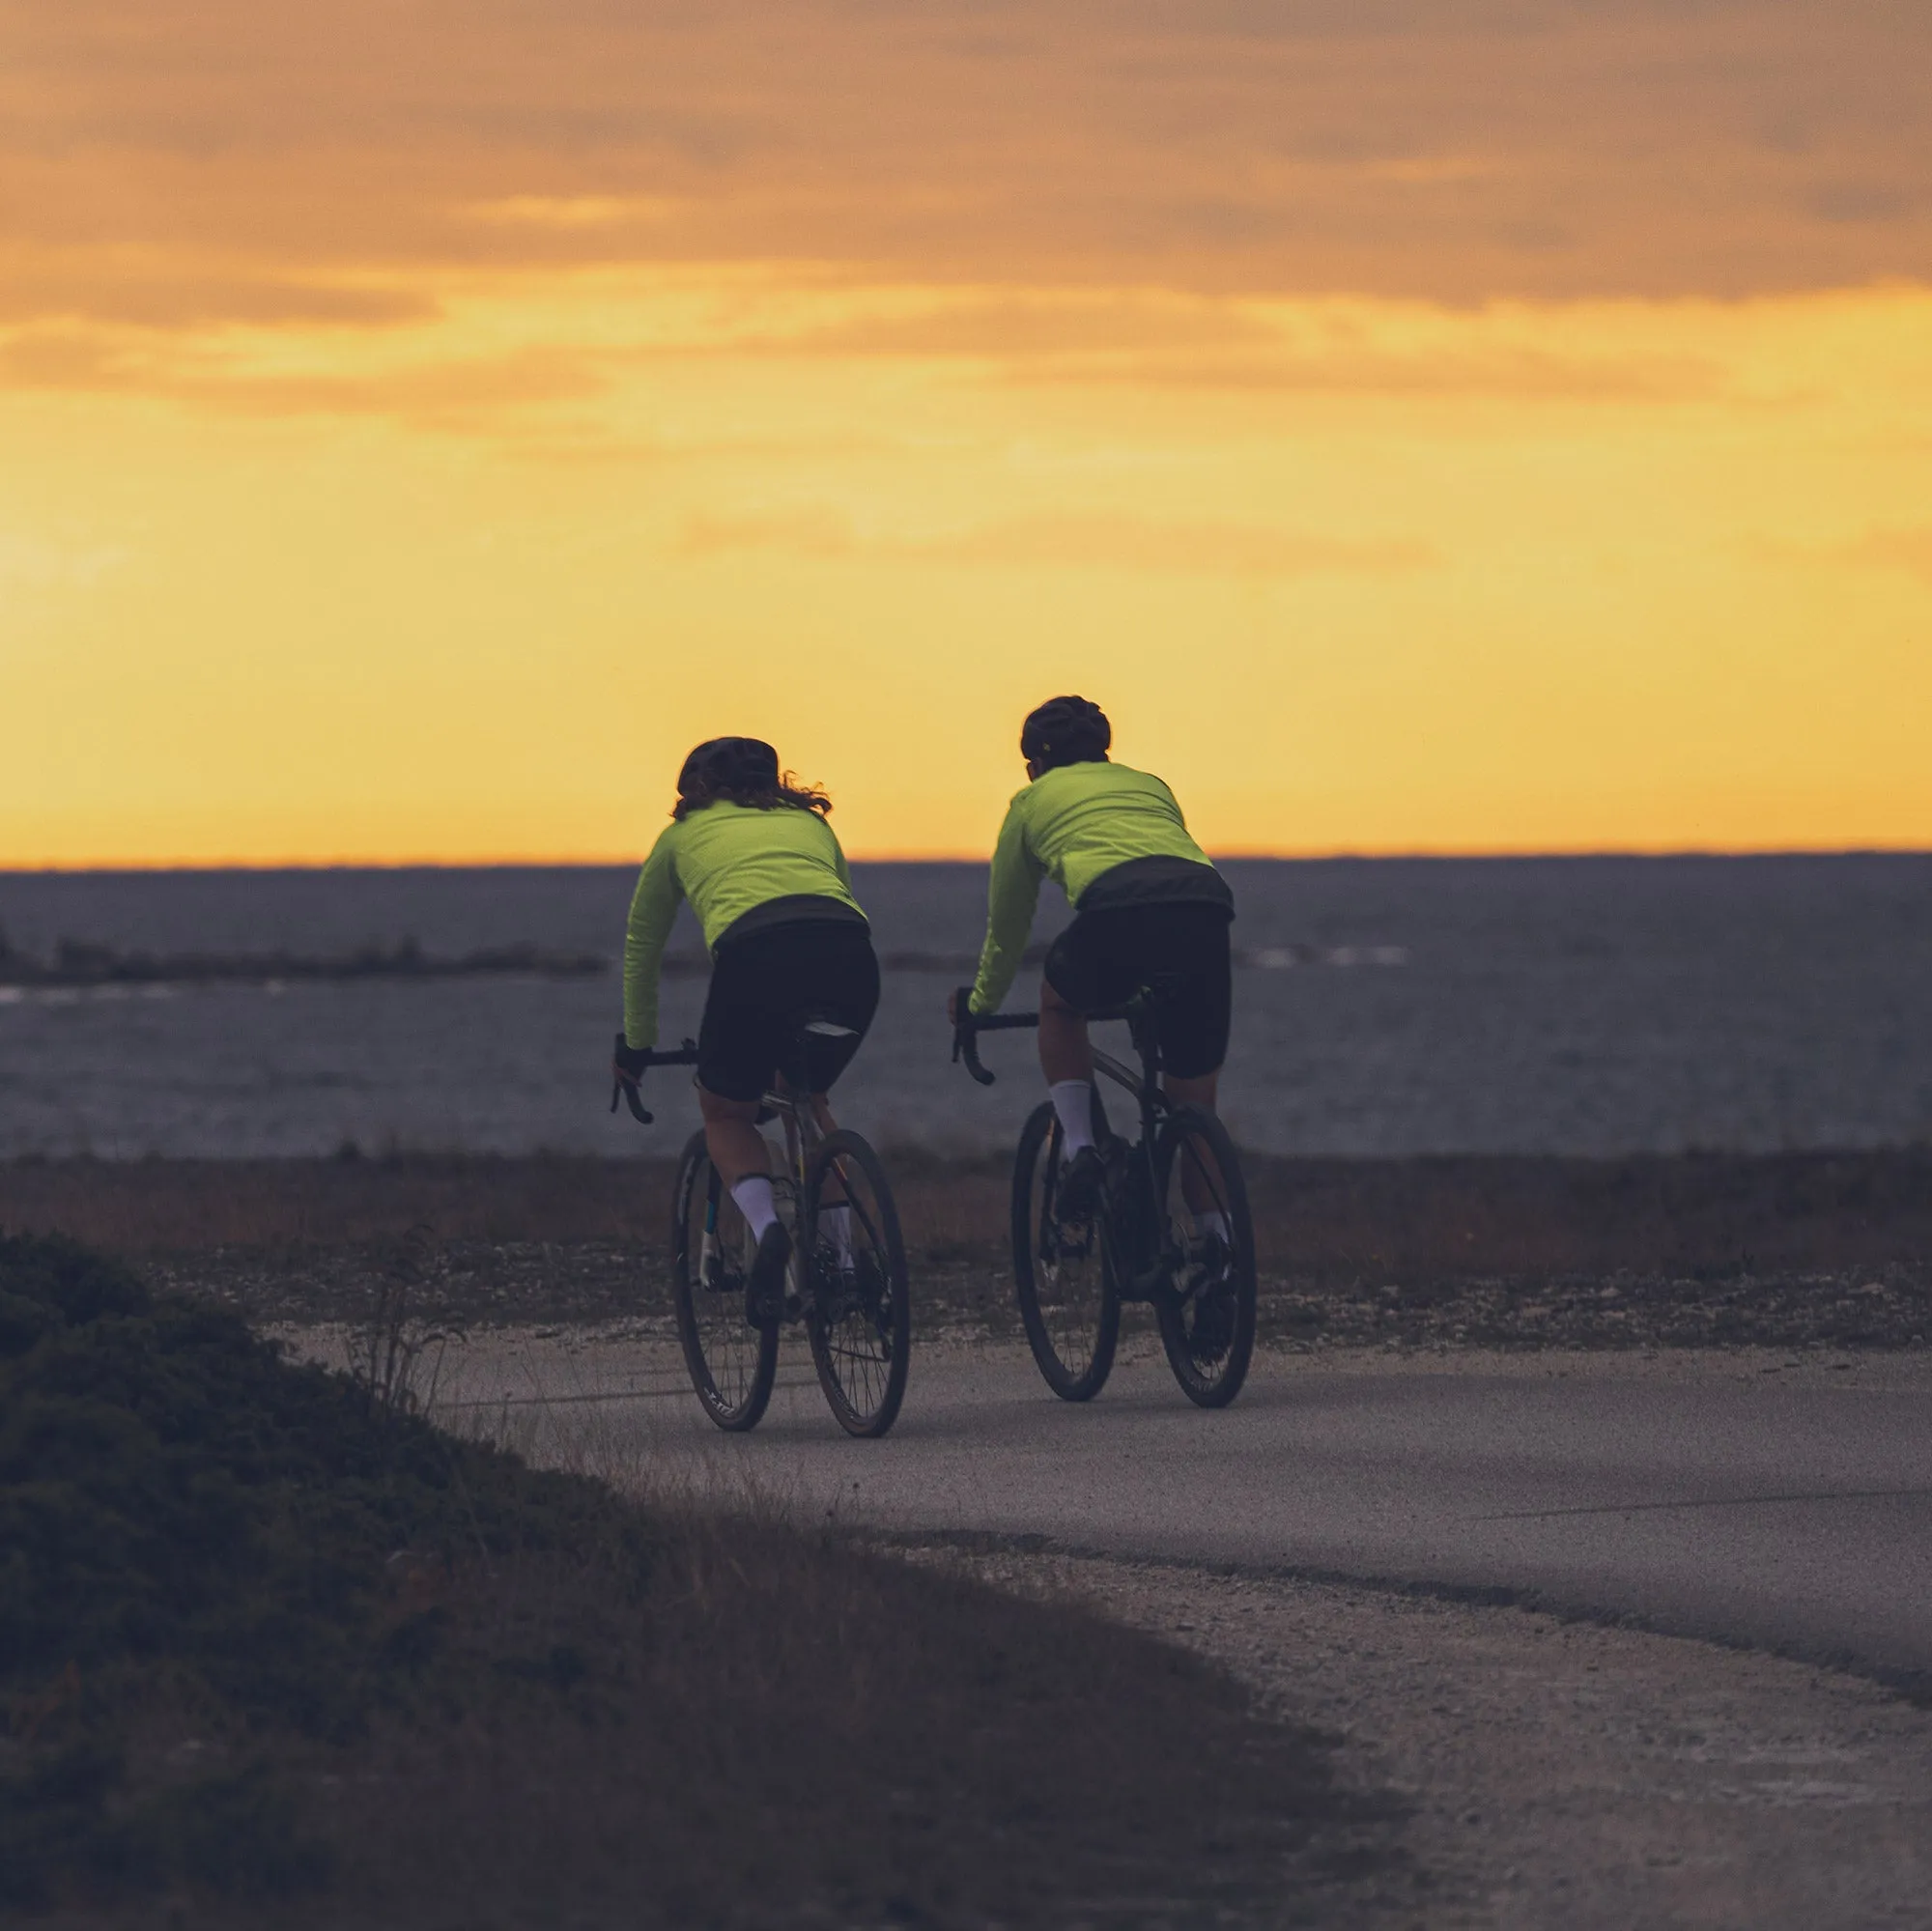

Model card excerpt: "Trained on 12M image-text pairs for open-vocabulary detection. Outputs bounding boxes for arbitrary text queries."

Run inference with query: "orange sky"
[3,0,1929,863]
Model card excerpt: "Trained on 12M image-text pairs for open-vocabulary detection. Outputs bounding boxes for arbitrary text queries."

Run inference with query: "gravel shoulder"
[898,1543,1932,1929]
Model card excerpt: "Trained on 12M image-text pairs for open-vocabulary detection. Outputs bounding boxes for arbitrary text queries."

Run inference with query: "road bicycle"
[611,1030,910,1437]
[950,988,1256,1408]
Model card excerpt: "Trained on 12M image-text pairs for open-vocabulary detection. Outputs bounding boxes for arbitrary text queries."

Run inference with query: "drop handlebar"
[609,1031,699,1124]
[949,987,1039,1087]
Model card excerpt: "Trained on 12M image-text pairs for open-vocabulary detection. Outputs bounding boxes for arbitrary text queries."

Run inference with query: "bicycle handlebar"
[610,1031,699,1124]
[949,987,1038,1087]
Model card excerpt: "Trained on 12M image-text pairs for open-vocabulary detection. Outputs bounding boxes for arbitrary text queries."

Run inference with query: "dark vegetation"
[0,1234,1394,1927]
[3,1148,1927,1349]
[0,929,602,987]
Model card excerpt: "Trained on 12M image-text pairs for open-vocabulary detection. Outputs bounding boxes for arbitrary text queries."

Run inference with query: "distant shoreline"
[0,935,606,988]
[2,849,1929,879]
[0,934,1405,986]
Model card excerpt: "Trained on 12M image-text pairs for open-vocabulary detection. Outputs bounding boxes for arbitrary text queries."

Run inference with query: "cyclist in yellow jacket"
[616,737,879,1308]
[951,696,1235,1222]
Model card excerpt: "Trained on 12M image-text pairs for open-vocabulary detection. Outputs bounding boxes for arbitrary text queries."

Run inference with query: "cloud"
[669,288,1729,400]
[1847,526,1932,584]
[467,196,684,230]
[0,327,608,427]
[0,0,1928,337]
[0,267,436,331]
[678,508,1436,577]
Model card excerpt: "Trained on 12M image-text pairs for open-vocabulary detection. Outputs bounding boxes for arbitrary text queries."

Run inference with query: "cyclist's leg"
[695,934,790,1249]
[1150,906,1235,1223]
[1163,1071,1223,1217]
[781,923,882,1255]
[1038,976,1095,1085]
[1163,1069,1220,1111]
[1039,919,1114,1161]
[696,1087,770,1190]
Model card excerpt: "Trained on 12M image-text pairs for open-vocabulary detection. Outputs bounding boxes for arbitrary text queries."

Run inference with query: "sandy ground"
[903,1543,1932,1930]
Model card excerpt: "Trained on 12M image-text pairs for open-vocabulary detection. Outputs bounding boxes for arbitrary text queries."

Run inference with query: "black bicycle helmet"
[1020,696,1111,773]
[677,736,781,802]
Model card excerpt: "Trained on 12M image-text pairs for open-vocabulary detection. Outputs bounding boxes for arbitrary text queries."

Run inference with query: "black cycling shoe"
[1191,1231,1232,1288]
[1054,1144,1109,1223]
[1182,1234,1236,1357]
[1189,1286,1235,1360]
[744,1220,791,1325]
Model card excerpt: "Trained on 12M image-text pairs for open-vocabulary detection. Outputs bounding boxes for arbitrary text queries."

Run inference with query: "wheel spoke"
[672,1141,777,1431]
[1010,1102,1118,1401]
[1153,1108,1256,1407]
[804,1131,908,1436]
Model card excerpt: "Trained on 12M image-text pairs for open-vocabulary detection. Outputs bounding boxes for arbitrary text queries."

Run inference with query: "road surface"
[434,1333,1932,1690]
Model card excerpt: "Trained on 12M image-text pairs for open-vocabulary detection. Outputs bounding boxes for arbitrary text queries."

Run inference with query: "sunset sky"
[4,1,1929,865]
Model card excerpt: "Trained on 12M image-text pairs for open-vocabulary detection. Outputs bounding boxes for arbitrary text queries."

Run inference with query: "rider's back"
[972,761,1229,1015]
[655,800,861,949]
[998,761,1213,905]
[625,799,865,1050]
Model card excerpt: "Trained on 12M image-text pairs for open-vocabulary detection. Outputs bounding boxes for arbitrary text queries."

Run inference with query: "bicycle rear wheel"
[1011,1101,1120,1402]
[1152,1107,1257,1408]
[671,1131,779,1432]
[802,1129,909,1437]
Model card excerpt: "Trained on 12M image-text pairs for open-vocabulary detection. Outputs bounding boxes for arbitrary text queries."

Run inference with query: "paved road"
[445,1337,1932,1687]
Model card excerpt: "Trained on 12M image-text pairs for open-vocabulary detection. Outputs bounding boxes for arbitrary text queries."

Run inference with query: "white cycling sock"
[1195,1209,1231,1242]
[1049,1080,1096,1158]
[820,1203,855,1265]
[729,1175,780,1241]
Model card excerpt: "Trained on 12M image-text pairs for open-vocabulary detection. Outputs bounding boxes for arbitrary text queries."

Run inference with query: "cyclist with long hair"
[615,737,880,1312]
[949,696,1236,1227]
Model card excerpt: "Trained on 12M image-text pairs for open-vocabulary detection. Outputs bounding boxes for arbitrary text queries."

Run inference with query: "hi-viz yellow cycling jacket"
[968,760,1225,1016]
[623,802,866,1048]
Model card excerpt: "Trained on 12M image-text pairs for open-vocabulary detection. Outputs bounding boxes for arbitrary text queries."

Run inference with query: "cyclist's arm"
[622,830,683,1050]
[968,800,1044,1014]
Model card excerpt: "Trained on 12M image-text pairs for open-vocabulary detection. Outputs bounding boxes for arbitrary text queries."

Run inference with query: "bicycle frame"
[614,1029,912,1434]
[613,1036,843,1300]
[951,990,1257,1407]
[952,989,1178,1300]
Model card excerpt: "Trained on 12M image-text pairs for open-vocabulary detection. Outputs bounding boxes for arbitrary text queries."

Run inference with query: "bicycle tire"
[671,1130,779,1432]
[1010,1101,1120,1402]
[802,1129,910,1437]
[1152,1107,1257,1408]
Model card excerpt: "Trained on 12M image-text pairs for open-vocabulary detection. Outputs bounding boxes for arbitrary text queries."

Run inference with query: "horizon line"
[4,841,1930,875]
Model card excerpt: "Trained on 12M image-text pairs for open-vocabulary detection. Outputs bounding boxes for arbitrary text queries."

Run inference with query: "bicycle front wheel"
[1011,1101,1119,1402]
[802,1130,910,1437]
[671,1131,779,1432]
[1152,1107,1257,1408]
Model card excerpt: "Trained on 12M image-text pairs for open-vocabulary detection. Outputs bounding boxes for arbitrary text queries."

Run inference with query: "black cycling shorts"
[697,919,881,1103]
[1042,901,1233,1080]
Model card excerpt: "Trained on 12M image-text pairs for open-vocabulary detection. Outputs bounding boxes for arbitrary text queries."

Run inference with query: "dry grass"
[0,1153,679,1254]
[7,1147,1930,1276]
[5,1235,1401,1928]
[301,1516,1399,1931]
[6,1147,1928,1350]
[1241,1147,1932,1284]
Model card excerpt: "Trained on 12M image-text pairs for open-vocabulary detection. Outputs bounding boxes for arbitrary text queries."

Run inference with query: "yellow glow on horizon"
[5,273,1930,866]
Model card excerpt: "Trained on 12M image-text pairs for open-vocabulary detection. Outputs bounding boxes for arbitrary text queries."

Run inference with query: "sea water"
[0,856,1927,1159]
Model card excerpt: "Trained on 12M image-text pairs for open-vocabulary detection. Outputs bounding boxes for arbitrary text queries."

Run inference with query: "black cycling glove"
[611,1034,651,1079]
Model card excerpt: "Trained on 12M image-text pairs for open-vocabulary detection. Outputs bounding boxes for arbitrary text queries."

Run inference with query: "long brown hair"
[671,737,832,821]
